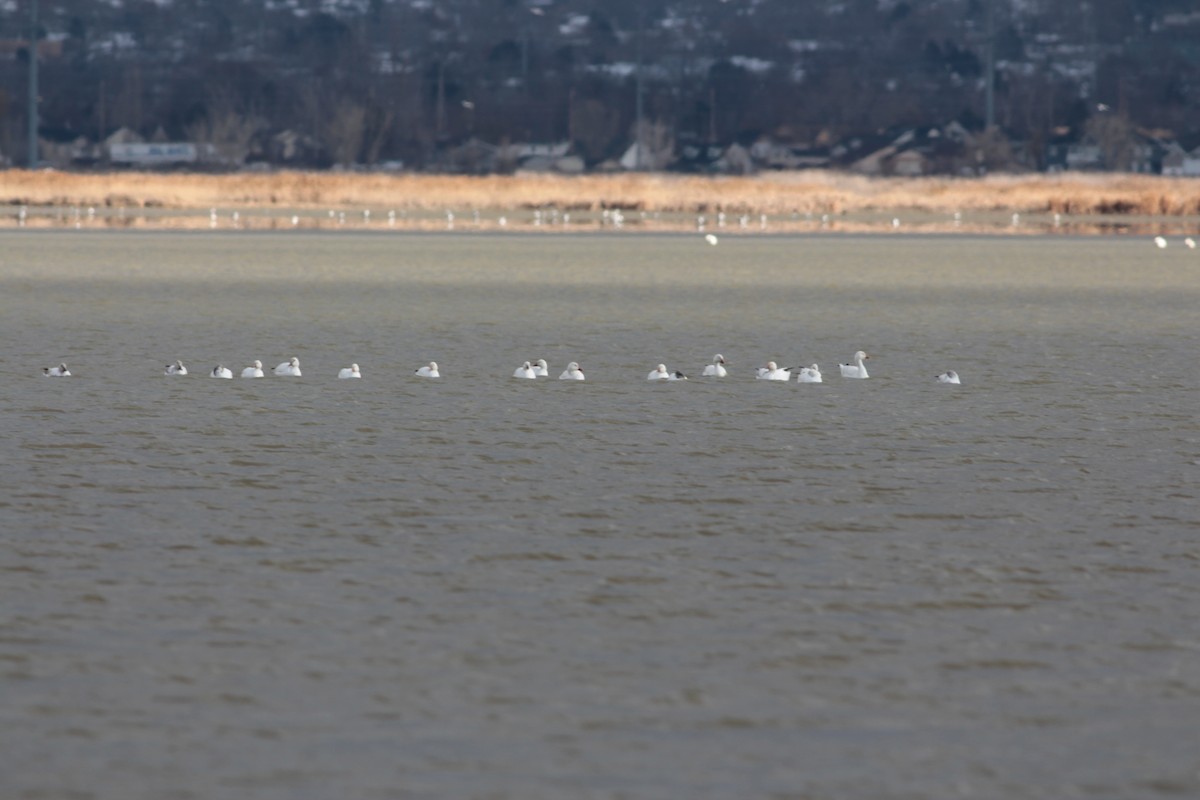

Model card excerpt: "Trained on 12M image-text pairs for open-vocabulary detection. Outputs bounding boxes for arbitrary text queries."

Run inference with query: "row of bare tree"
[0,0,1195,170]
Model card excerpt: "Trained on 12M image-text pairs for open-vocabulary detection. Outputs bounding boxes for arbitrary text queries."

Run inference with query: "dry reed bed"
[2,170,1199,217]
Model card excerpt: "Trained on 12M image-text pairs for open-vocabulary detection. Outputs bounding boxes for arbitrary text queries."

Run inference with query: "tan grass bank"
[2,170,1199,217]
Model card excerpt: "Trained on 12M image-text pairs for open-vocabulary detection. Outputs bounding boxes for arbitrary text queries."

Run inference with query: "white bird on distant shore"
[937,370,961,384]
[559,361,585,380]
[274,357,302,376]
[338,363,361,379]
[797,364,822,383]
[513,361,537,379]
[1154,236,1167,249]
[415,361,440,378]
[210,364,233,379]
[165,360,188,376]
[43,363,71,377]
[702,354,728,377]
[839,351,870,379]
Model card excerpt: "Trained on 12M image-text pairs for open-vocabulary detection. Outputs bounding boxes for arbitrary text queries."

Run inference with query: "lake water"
[2,230,1198,799]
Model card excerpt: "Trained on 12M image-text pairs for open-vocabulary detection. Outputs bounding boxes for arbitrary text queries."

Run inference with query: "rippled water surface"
[2,230,1199,799]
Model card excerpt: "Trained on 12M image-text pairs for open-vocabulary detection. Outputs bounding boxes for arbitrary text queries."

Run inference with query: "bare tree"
[185,88,265,166]
[570,97,622,163]
[631,118,674,170]
[1084,112,1135,171]
[966,127,1015,174]
[324,98,367,166]
[361,102,395,165]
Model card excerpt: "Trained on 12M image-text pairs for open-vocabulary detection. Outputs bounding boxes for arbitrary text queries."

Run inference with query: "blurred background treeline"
[1,0,1199,176]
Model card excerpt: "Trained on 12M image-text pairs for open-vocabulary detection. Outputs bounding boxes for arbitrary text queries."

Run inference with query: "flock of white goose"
[41,352,962,384]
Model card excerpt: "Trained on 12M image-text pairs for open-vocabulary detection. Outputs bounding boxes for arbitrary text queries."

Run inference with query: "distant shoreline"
[2,170,1199,235]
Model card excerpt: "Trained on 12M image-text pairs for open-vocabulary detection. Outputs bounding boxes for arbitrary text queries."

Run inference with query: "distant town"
[2,0,1199,177]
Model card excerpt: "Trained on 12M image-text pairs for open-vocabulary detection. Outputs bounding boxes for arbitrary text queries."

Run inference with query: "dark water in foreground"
[2,231,1198,799]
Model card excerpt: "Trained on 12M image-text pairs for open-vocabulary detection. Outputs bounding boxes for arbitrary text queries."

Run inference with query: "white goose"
[756,361,791,381]
[796,364,822,383]
[274,357,302,376]
[338,363,361,379]
[559,361,585,380]
[936,370,961,384]
[165,360,188,376]
[647,364,687,380]
[43,363,71,377]
[513,361,537,379]
[702,354,728,377]
[532,358,550,377]
[241,360,264,378]
[210,364,233,379]
[839,351,870,378]
[415,361,440,378]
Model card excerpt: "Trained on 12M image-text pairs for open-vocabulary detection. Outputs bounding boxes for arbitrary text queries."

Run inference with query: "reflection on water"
[4,203,1200,238]
[2,231,1199,799]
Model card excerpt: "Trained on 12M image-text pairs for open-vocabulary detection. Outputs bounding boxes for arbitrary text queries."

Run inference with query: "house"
[266,129,327,167]
[891,149,928,176]
[1065,143,1103,170]
[748,137,831,170]
[713,143,754,174]
[38,130,94,168]
[1161,144,1200,176]
[849,143,896,175]
[446,138,498,173]
[672,142,724,173]
[831,130,901,174]
[104,127,144,148]
[494,141,574,173]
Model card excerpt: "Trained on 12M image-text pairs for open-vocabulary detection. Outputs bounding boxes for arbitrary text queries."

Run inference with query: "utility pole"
[28,0,39,167]
[984,0,995,130]
[634,7,644,169]
[435,60,445,137]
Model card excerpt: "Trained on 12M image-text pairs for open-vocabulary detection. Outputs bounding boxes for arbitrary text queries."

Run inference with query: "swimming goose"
[797,364,822,383]
[559,361,585,380]
[756,361,791,381]
[647,364,687,380]
[338,363,361,379]
[165,360,188,376]
[241,360,264,378]
[532,358,550,377]
[936,370,961,384]
[415,361,440,378]
[702,354,728,377]
[210,364,233,379]
[513,361,537,379]
[839,351,870,378]
[274,357,302,376]
[43,363,71,377]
